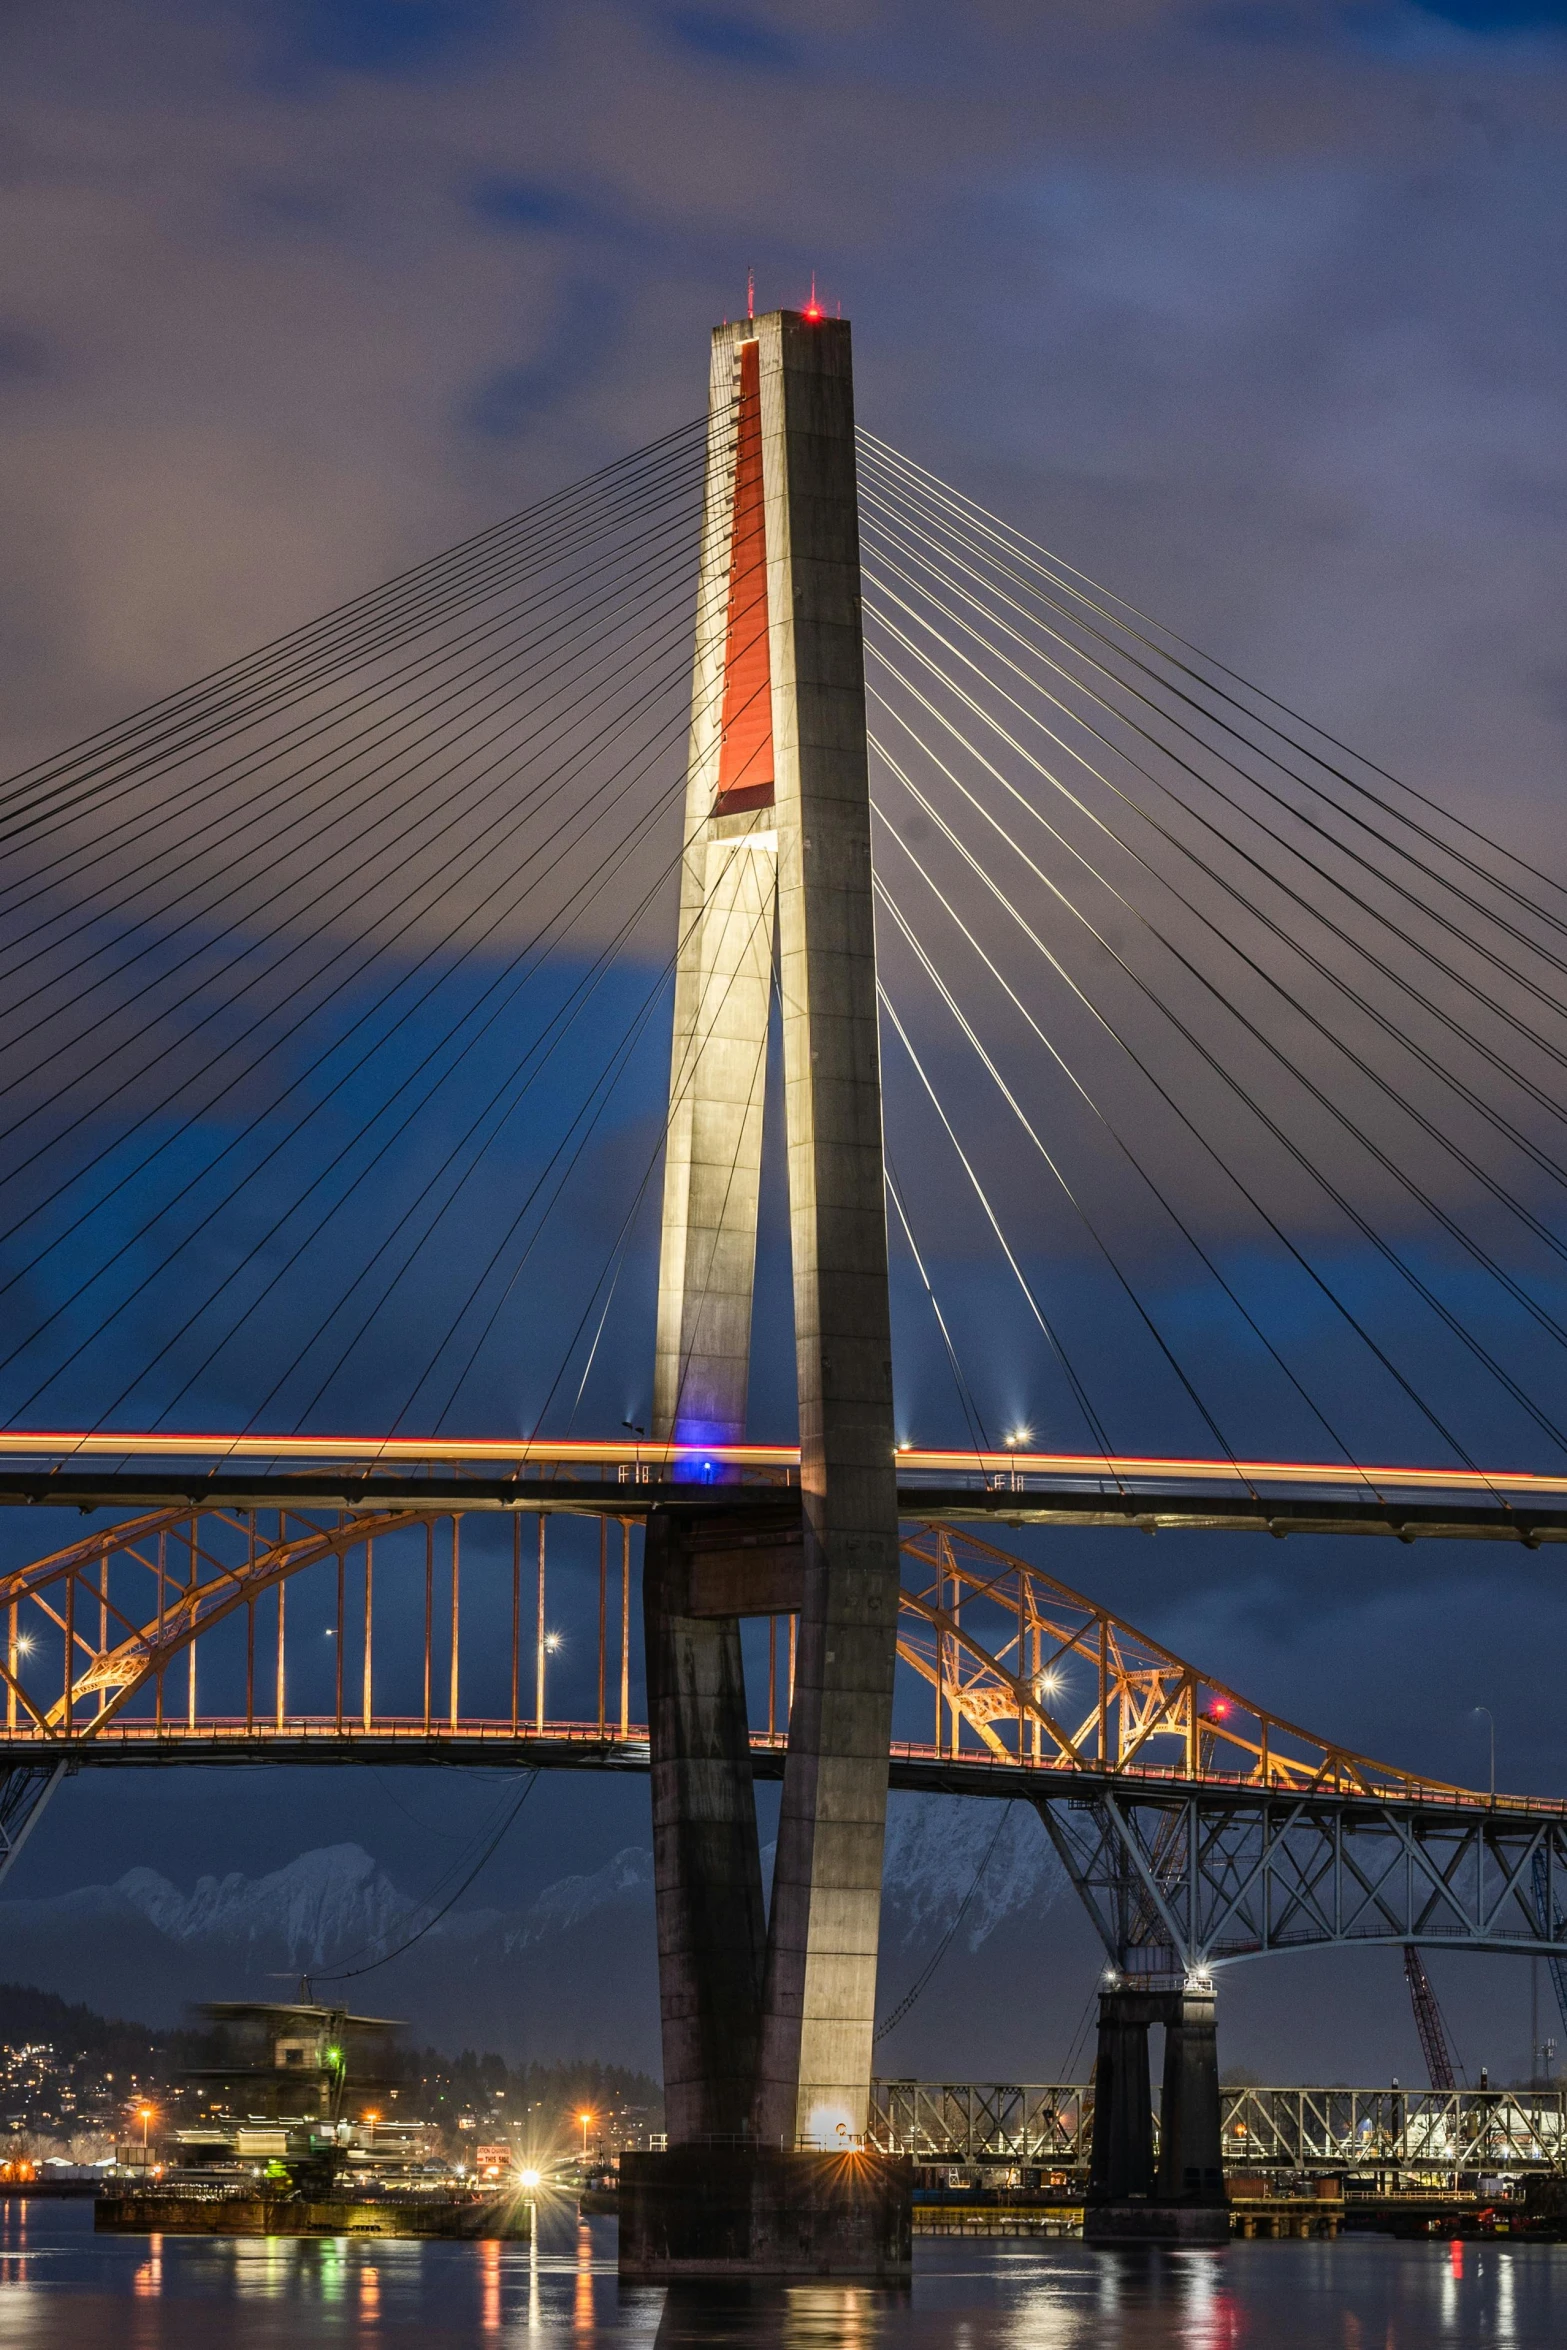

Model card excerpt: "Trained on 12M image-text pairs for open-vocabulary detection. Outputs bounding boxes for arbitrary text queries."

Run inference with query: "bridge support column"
[1157,1981,1225,2208]
[750,309,900,2167]
[643,1512,767,2142]
[627,304,906,2275]
[1084,1985,1228,2244]
[1087,1988,1156,2206]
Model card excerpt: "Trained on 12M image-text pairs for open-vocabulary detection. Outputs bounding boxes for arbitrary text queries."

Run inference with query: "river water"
[2,2200,1565,2348]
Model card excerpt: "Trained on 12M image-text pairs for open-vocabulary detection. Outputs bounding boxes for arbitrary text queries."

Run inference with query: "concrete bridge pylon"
[627,307,909,2274]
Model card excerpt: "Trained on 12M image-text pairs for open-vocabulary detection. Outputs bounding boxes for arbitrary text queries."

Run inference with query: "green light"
[325,2045,342,2066]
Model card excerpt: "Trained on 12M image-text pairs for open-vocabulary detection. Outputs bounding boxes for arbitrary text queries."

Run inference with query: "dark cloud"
[1415,0,1567,26]
[244,0,513,87]
[659,7,802,69]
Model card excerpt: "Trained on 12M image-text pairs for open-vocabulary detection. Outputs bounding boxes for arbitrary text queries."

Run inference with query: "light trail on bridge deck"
[0,1433,1565,1541]
[7,1429,1567,1496]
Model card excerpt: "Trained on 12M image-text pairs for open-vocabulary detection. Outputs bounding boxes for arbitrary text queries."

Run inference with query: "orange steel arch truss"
[2,1507,1566,1963]
[0,1507,1533,1822]
[894,1525,1502,1812]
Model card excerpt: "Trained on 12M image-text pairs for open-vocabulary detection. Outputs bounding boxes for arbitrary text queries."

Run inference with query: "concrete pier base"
[618,2147,913,2278]
[1085,1982,1227,2243]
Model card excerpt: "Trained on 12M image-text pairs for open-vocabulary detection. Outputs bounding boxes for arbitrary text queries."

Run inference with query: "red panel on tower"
[713,340,774,816]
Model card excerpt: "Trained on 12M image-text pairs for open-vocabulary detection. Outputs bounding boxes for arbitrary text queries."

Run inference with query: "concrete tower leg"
[643,1512,767,2142]
[751,310,902,2157]
[1087,1989,1156,2204]
[1156,1982,1225,2207]
[622,308,910,2276]
[643,323,777,2152]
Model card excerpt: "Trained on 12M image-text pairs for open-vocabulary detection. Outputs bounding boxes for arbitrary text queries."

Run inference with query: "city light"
[544,1632,562,1655]
[14,1635,32,1657]
[578,2109,594,2157]
[519,2167,542,2191]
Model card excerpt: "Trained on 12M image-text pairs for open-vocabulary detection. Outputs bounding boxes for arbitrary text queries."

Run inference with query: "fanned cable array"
[2,407,1564,1471]
[0,415,760,1439]
[858,430,1567,1475]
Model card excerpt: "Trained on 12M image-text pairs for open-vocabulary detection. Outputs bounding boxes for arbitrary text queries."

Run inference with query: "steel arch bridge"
[0,1481,1562,1977]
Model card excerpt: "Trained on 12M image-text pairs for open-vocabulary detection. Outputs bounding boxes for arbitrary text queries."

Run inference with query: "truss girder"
[1036,1792,1567,1969]
[868,2079,1092,2163]
[0,1762,64,1889]
[867,2079,1567,2170]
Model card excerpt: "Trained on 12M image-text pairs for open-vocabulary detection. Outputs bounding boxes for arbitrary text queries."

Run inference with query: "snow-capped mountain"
[0,1795,1063,2074]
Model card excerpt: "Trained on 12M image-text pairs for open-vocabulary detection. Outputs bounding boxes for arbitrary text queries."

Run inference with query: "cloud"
[242,0,514,90]
[659,7,800,68]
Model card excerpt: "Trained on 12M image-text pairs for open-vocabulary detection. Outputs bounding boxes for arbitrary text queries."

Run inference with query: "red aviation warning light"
[803,272,823,321]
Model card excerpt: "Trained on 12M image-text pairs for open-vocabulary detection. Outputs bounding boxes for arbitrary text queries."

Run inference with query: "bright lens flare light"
[519,2167,542,2191]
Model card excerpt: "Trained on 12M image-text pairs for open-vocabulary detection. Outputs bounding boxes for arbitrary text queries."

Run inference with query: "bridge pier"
[626,302,908,2276]
[1084,1984,1227,2245]
[642,1513,767,2142]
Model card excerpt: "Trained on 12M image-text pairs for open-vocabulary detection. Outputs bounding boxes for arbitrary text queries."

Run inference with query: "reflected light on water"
[574,2217,596,2339]
[133,2233,163,2299]
[782,2285,883,2350]
[1,2205,1566,2347]
[1497,2253,1516,2347]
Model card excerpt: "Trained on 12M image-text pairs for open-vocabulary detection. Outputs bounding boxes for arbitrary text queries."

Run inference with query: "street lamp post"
[1474,1706,1495,1806]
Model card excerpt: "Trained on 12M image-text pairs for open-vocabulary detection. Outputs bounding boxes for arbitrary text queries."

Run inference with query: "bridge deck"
[0,1468,1561,1543]
[2,1720,1560,1822]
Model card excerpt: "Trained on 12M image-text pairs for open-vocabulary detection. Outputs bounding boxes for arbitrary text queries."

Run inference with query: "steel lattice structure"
[0,1508,1562,1973]
[866,2078,1567,2172]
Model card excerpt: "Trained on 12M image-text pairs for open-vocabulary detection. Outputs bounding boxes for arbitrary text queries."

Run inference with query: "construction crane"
[1403,1946,1459,2091]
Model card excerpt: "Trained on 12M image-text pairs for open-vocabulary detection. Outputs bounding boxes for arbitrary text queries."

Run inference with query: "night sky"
[3,0,1567,2084]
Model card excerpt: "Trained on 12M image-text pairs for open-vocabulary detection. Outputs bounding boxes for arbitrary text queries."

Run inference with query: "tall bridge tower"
[625,308,910,2274]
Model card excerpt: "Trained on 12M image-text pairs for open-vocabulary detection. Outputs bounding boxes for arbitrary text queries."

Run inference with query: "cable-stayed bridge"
[2,305,1566,2256]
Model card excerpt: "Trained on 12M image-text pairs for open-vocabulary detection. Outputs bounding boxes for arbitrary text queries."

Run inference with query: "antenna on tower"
[747,266,754,322]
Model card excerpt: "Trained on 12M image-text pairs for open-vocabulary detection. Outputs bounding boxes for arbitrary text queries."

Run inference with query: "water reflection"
[652,2280,908,2350]
[0,2204,1564,2348]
